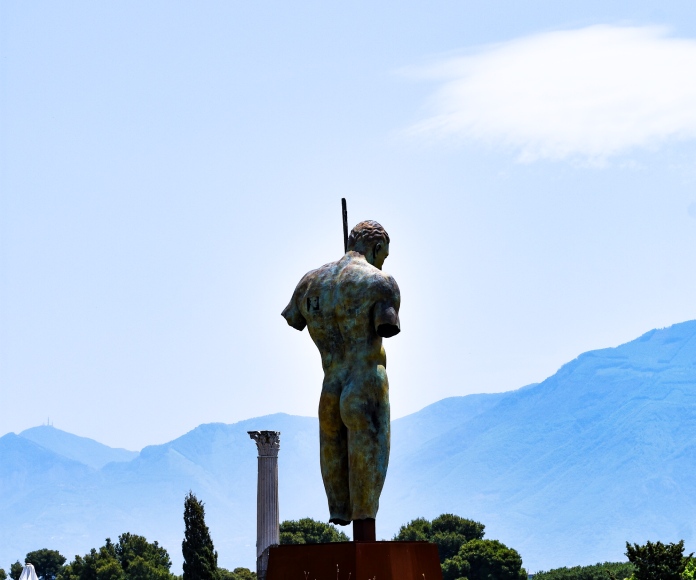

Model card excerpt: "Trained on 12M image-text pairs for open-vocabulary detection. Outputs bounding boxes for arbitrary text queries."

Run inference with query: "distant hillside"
[382,319,696,570]
[0,413,323,574]
[0,433,99,562]
[0,433,94,500]
[1,320,695,574]
[20,425,138,469]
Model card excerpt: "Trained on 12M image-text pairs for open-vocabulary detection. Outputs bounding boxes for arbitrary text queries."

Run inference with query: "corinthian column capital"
[248,430,281,457]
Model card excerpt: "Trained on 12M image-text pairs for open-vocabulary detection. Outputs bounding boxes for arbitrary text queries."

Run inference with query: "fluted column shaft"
[248,431,280,580]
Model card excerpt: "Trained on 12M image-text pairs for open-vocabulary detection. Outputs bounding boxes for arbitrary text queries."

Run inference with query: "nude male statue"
[281,220,400,539]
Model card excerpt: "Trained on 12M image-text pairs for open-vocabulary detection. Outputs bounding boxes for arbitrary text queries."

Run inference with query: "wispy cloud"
[688,202,696,219]
[408,25,696,163]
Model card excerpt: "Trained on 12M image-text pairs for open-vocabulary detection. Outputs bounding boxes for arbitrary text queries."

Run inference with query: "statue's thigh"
[319,376,345,435]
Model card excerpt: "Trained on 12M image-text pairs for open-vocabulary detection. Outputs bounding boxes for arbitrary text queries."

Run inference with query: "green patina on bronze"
[282,220,401,526]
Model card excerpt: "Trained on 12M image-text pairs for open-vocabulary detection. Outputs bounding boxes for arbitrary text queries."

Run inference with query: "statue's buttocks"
[282,221,400,527]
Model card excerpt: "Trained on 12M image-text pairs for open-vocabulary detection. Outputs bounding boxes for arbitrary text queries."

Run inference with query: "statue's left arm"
[373,275,401,338]
[281,276,309,331]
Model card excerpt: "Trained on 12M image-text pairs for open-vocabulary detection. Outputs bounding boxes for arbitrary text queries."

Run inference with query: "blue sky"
[2,1,696,450]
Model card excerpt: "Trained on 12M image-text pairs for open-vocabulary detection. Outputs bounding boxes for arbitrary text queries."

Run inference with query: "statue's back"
[282,253,400,370]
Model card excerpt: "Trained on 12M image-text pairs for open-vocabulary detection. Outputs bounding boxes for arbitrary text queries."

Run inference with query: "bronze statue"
[282,220,400,540]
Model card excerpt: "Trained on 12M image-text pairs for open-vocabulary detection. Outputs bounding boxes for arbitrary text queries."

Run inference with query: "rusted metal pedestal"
[266,541,442,580]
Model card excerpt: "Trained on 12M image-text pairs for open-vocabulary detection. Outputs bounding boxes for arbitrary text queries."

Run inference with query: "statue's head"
[347,220,390,270]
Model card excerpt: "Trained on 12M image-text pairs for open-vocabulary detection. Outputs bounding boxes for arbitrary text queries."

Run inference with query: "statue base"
[266,541,442,580]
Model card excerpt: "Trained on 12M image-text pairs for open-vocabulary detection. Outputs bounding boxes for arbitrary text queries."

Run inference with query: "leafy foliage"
[10,563,22,580]
[682,558,696,580]
[182,492,218,580]
[26,549,67,580]
[279,518,349,545]
[533,561,635,580]
[684,559,696,580]
[393,514,485,563]
[57,535,175,580]
[57,538,123,580]
[442,538,527,580]
[115,533,172,580]
[0,568,7,580]
[625,540,691,580]
[217,568,256,580]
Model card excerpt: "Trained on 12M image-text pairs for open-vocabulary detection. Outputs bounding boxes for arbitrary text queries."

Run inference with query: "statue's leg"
[340,365,390,521]
[319,374,351,525]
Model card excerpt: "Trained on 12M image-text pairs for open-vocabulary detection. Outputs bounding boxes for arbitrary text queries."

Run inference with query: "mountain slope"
[381,320,696,571]
[390,392,509,461]
[0,433,101,562]
[2,320,696,573]
[0,433,95,502]
[20,425,138,469]
[0,414,324,572]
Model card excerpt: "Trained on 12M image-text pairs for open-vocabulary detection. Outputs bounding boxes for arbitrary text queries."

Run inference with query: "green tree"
[26,549,67,580]
[217,568,256,580]
[625,540,691,580]
[94,559,126,580]
[57,536,175,580]
[1,568,7,580]
[10,562,23,580]
[442,538,527,580]
[57,539,123,580]
[394,514,485,563]
[533,561,635,580]
[182,492,218,580]
[115,533,172,580]
[121,558,169,580]
[279,518,349,545]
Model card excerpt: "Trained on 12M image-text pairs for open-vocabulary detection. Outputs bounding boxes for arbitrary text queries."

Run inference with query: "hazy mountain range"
[2,320,696,573]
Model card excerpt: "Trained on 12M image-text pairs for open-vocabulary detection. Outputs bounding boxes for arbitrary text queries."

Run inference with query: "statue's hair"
[347,220,390,252]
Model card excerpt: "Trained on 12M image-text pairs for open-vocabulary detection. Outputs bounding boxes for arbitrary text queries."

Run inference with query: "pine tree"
[9,562,22,580]
[182,491,218,580]
[626,540,691,580]
[25,549,67,580]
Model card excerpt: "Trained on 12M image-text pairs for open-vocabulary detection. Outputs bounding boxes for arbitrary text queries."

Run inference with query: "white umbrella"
[18,564,39,580]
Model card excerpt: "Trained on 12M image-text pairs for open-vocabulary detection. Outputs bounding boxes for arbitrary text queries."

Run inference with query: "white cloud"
[409,25,696,163]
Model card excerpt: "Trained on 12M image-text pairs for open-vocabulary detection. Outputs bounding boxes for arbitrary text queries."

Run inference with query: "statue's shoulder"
[295,260,341,292]
[341,258,400,298]
[374,270,400,298]
[358,261,398,287]
[283,260,341,331]
[376,268,398,284]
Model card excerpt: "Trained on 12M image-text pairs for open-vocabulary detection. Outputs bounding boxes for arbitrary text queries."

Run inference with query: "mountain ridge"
[381,319,696,569]
[1,320,695,573]
[20,425,138,470]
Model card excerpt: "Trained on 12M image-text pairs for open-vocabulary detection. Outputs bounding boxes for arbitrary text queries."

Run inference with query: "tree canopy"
[0,568,7,580]
[26,549,67,580]
[279,518,349,545]
[625,540,691,580]
[115,533,172,580]
[442,538,527,580]
[10,562,22,580]
[182,491,218,580]
[57,535,175,580]
[217,568,256,580]
[533,561,635,580]
[393,514,485,563]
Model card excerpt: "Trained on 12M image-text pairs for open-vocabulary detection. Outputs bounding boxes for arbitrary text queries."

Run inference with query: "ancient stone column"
[248,430,280,580]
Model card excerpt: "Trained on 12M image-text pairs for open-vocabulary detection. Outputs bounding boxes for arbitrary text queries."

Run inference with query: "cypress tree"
[182,491,218,580]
